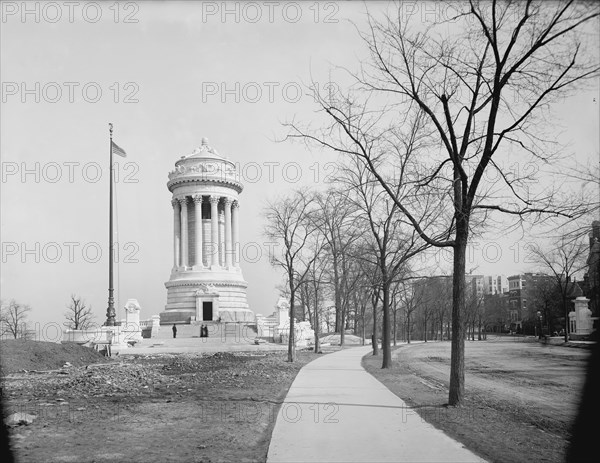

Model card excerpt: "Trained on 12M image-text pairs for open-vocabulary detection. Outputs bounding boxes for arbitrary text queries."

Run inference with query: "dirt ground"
[363,337,591,463]
[1,340,321,463]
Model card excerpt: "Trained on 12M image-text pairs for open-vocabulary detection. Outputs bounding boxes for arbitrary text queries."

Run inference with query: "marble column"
[179,197,188,268]
[224,198,233,268]
[232,200,239,267]
[219,210,225,266]
[210,195,219,267]
[172,198,181,268]
[193,195,203,268]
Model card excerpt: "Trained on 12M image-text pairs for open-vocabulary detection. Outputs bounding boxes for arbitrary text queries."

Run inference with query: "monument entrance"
[203,302,213,321]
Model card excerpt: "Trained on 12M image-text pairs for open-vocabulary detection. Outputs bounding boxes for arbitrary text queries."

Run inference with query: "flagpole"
[105,123,116,326]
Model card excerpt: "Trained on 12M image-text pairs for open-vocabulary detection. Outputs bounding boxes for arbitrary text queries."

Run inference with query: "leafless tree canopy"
[264,189,324,362]
[1,299,31,339]
[533,234,589,341]
[64,294,95,331]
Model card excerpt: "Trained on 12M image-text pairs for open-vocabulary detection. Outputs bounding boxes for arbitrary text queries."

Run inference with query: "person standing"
[172,324,177,339]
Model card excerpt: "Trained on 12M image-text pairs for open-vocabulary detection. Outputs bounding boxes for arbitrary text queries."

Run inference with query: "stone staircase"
[151,322,258,344]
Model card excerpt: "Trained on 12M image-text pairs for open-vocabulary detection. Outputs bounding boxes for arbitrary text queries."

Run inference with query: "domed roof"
[168,137,242,193]
[182,137,224,160]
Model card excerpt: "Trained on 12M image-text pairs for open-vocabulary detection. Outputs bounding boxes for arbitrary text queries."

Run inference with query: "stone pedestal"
[121,299,143,344]
[275,297,290,327]
[272,297,314,346]
[151,315,161,336]
[570,296,593,335]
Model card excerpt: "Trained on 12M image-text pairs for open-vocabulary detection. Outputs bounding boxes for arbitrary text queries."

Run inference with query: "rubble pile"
[1,352,299,403]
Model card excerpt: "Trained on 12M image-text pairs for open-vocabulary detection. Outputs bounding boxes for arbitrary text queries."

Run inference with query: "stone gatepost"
[122,299,143,343]
[151,315,161,337]
[572,296,593,335]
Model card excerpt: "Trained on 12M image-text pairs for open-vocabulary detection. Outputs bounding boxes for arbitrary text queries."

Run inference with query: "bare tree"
[348,249,377,345]
[342,161,428,368]
[297,231,328,353]
[265,189,321,362]
[400,281,425,344]
[313,189,361,346]
[64,294,95,330]
[287,1,598,405]
[1,299,32,339]
[533,235,588,342]
[529,277,563,335]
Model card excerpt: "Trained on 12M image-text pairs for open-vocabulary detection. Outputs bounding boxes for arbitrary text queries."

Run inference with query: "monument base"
[159,308,255,324]
[161,274,253,324]
[218,308,255,323]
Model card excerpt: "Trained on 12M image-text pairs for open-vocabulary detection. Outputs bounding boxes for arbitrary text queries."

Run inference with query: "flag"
[111,140,127,158]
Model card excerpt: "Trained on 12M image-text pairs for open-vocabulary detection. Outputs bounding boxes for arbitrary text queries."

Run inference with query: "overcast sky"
[1,1,598,337]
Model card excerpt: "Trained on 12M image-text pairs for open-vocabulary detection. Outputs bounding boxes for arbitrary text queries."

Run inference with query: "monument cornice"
[167,176,243,193]
[165,279,248,289]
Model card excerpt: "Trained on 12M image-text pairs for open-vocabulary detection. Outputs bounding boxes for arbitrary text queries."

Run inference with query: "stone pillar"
[224,198,233,267]
[193,195,203,268]
[123,299,142,343]
[219,210,225,266]
[179,197,188,268]
[210,195,219,267]
[573,297,593,335]
[172,198,181,269]
[232,200,239,267]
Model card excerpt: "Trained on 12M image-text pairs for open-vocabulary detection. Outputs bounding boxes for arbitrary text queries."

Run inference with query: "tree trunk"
[563,295,569,343]
[407,312,411,344]
[313,289,320,353]
[340,302,346,347]
[288,277,296,363]
[361,315,366,346]
[333,253,341,332]
[381,279,392,368]
[449,231,467,406]
[372,297,379,356]
[393,309,397,347]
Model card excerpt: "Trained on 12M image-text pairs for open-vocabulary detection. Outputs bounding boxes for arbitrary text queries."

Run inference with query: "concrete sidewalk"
[267,346,485,463]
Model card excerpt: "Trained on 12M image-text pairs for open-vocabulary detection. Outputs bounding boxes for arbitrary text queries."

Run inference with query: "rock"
[5,412,37,426]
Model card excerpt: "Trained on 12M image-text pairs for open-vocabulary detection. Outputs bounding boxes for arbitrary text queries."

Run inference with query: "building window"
[523,299,527,309]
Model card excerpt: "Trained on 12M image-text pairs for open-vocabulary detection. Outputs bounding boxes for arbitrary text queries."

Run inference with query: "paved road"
[267,346,486,463]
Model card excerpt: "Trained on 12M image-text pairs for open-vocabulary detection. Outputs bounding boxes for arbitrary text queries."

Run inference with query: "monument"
[270,296,314,346]
[160,138,253,324]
